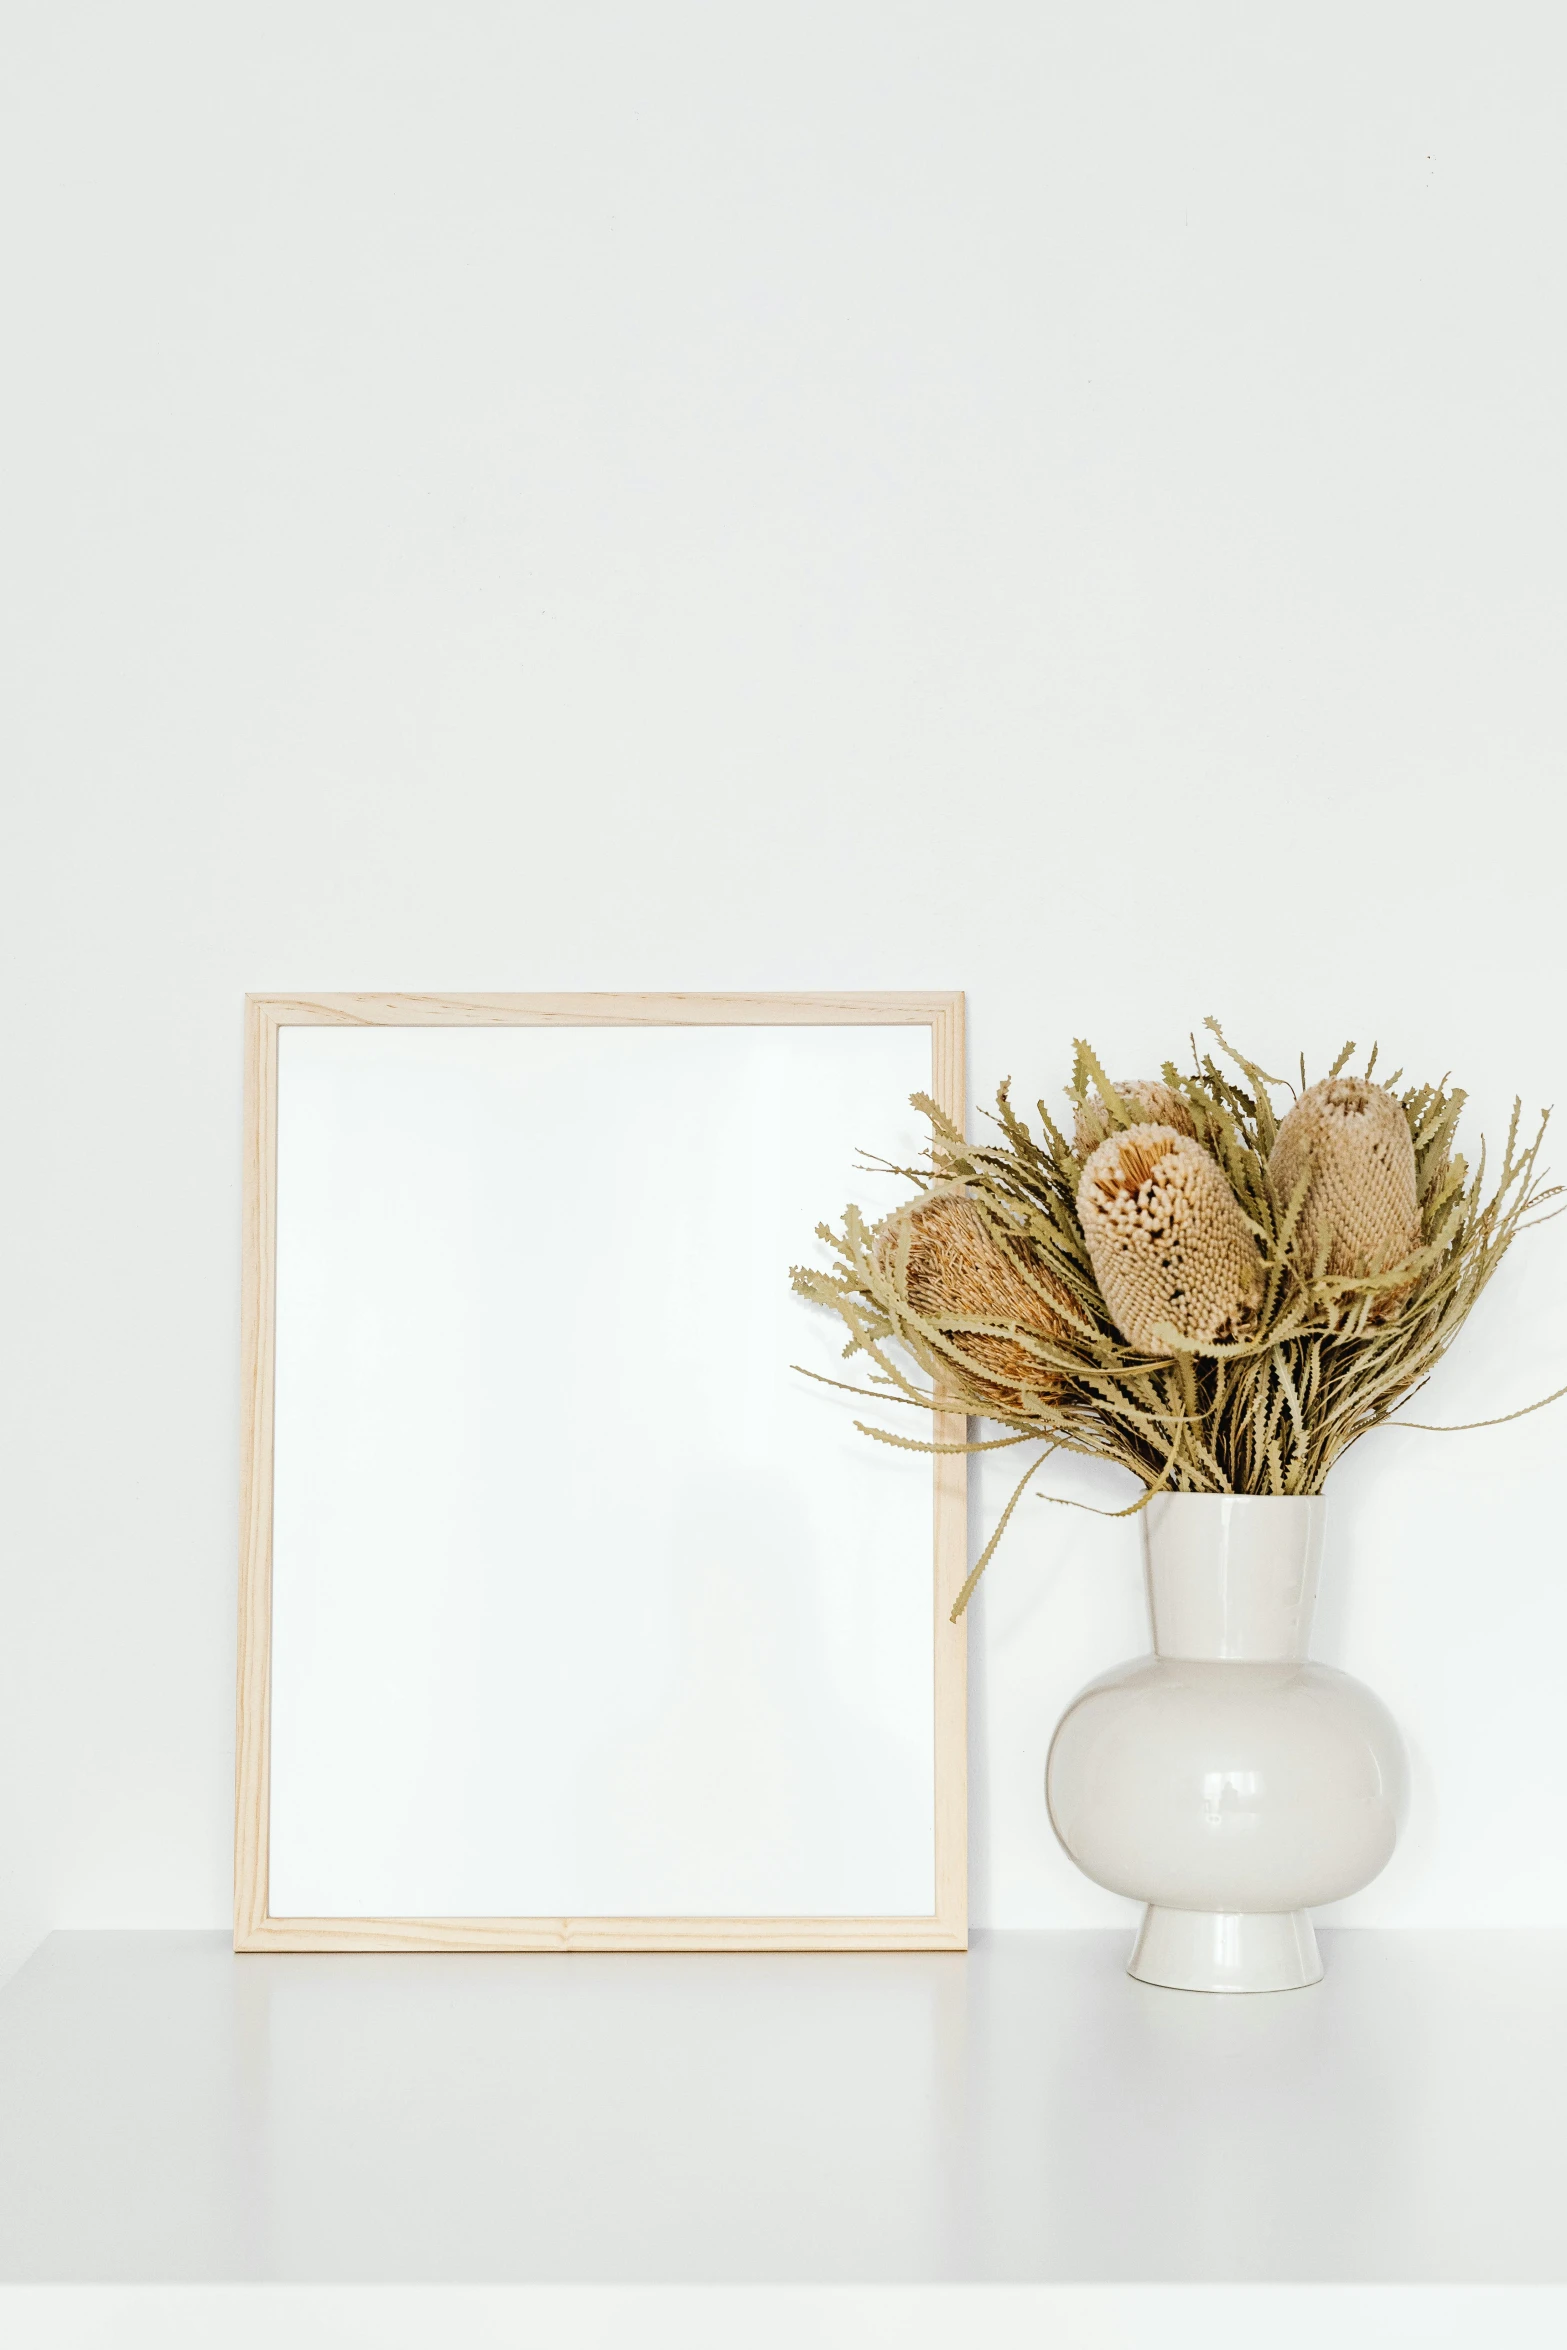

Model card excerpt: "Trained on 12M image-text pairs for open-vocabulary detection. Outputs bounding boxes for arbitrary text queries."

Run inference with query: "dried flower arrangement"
[791,1023,1561,1618]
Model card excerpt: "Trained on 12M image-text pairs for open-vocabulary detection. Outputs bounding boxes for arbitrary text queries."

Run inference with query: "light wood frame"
[236,991,967,1953]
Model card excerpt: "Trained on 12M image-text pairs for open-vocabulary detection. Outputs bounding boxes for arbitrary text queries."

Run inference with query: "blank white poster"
[268,1022,936,1918]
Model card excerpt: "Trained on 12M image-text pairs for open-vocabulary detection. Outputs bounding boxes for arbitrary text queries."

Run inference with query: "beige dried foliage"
[1076,1126,1264,1352]
[877,1193,1073,1411]
[791,1021,1559,1619]
[1073,1079,1197,1157]
[1270,1078,1421,1313]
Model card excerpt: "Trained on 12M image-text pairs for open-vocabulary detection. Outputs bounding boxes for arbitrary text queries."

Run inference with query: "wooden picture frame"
[236,992,967,1952]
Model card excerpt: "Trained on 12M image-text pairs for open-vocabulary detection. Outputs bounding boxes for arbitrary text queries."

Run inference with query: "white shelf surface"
[0,1928,1564,2288]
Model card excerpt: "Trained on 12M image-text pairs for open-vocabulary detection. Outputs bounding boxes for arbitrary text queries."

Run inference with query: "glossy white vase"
[1045,1494,1407,1993]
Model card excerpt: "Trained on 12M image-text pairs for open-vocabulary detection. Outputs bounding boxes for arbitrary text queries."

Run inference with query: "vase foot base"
[1128,1906,1323,1994]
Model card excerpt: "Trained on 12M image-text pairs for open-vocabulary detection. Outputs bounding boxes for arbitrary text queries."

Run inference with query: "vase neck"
[1144,1495,1323,1661]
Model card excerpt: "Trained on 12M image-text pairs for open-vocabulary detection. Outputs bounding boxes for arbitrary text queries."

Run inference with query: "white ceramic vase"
[1045,1493,1407,1993]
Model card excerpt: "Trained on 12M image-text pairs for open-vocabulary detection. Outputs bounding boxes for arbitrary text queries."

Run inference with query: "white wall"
[2,1,1564,1946]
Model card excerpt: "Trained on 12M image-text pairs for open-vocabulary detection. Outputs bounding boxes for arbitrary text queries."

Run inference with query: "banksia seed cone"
[880,1194,1072,1410]
[1074,1080,1197,1158]
[1269,1079,1421,1305]
[1077,1126,1263,1353]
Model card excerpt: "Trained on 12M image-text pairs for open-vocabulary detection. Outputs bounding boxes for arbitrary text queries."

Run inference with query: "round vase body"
[1045,1494,1406,1993]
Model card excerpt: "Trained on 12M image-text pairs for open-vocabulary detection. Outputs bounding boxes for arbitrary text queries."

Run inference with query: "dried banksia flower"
[880,1194,1071,1410]
[1270,1078,1421,1304]
[1077,1126,1263,1353]
[1073,1080,1197,1158]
